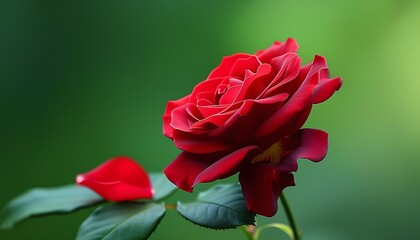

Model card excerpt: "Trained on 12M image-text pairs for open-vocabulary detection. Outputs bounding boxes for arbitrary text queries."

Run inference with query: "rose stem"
[240,225,254,240]
[280,192,301,240]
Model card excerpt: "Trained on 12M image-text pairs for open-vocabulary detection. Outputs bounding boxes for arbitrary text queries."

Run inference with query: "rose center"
[251,142,282,165]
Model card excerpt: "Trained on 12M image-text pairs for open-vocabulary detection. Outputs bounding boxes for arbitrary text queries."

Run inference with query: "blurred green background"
[1,0,419,239]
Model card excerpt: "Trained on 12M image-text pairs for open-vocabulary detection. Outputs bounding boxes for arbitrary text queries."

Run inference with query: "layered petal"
[164,147,258,192]
[209,95,288,146]
[256,38,299,63]
[170,105,196,133]
[306,55,343,104]
[259,53,301,98]
[207,53,253,79]
[163,95,190,138]
[76,157,153,201]
[279,128,329,173]
[285,128,328,163]
[233,64,272,102]
[172,130,233,154]
[256,72,319,137]
[193,146,259,186]
[239,128,327,216]
[209,100,261,137]
[312,76,343,104]
[190,77,223,104]
[239,164,295,217]
[229,55,261,78]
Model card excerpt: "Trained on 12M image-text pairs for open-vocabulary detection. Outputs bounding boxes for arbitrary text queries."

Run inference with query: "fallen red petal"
[76,157,154,201]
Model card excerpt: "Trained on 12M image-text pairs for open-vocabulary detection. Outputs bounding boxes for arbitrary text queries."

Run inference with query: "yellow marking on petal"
[251,142,282,164]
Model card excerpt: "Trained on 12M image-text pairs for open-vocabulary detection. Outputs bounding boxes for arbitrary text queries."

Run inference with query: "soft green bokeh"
[1,0,419,239]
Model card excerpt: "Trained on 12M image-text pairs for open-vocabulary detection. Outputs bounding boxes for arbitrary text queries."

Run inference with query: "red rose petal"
[197,104,227,118]
[191,109,236,130]
[260,53,301,98]
[172,130,233,154]
[234,64,272,102]
[218,84,241,104]
[190,78,222,103]
[292,128,328,162]
[76,157,154,201]
[256,72,318,137]
[277,128,329,174]
[256,38,299,63]
[207,53,252,79]
[185,103,204,120]
[255,92,289,105]
[193,146,259,186]
[164,147,258,193]
[209,100,255,136]
[312,76,343,104]
[229,55,261,78]
[239,129,327,216]
[239,164,295,217]
[163,151,218,192]
[170,105,196,132]
[307,55,327,76]
[196,91,215,105]
[209,96,285,139]
[163,95,190,139]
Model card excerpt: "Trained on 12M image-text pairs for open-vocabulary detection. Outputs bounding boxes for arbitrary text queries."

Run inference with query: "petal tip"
[75,174,85,184]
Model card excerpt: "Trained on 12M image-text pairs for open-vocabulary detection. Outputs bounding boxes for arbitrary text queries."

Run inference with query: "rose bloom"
[163,38,342,217]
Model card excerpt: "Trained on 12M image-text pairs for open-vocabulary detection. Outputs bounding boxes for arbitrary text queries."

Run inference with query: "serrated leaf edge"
[176,200,255,230]
[78,202,165,240]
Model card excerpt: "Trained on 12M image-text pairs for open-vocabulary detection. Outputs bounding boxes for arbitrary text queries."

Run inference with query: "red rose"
[76,157,154,201]
[163,38,342,217]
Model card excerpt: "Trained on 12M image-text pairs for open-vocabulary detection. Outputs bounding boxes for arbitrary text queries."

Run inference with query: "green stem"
[240,225,254,240]
[280,192,301,240]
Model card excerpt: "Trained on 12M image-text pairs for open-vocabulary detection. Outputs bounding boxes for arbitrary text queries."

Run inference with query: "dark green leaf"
[176,184,255,229]
[149,172,177,201]
[0,185,103,229]
[76,202,165,240]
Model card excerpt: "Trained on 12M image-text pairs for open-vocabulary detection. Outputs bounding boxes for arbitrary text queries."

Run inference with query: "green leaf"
[149,172,177,201]
[0,185,103,229]
[76,202,165,240]
[253,223,294,240]
[176,184,255,229]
